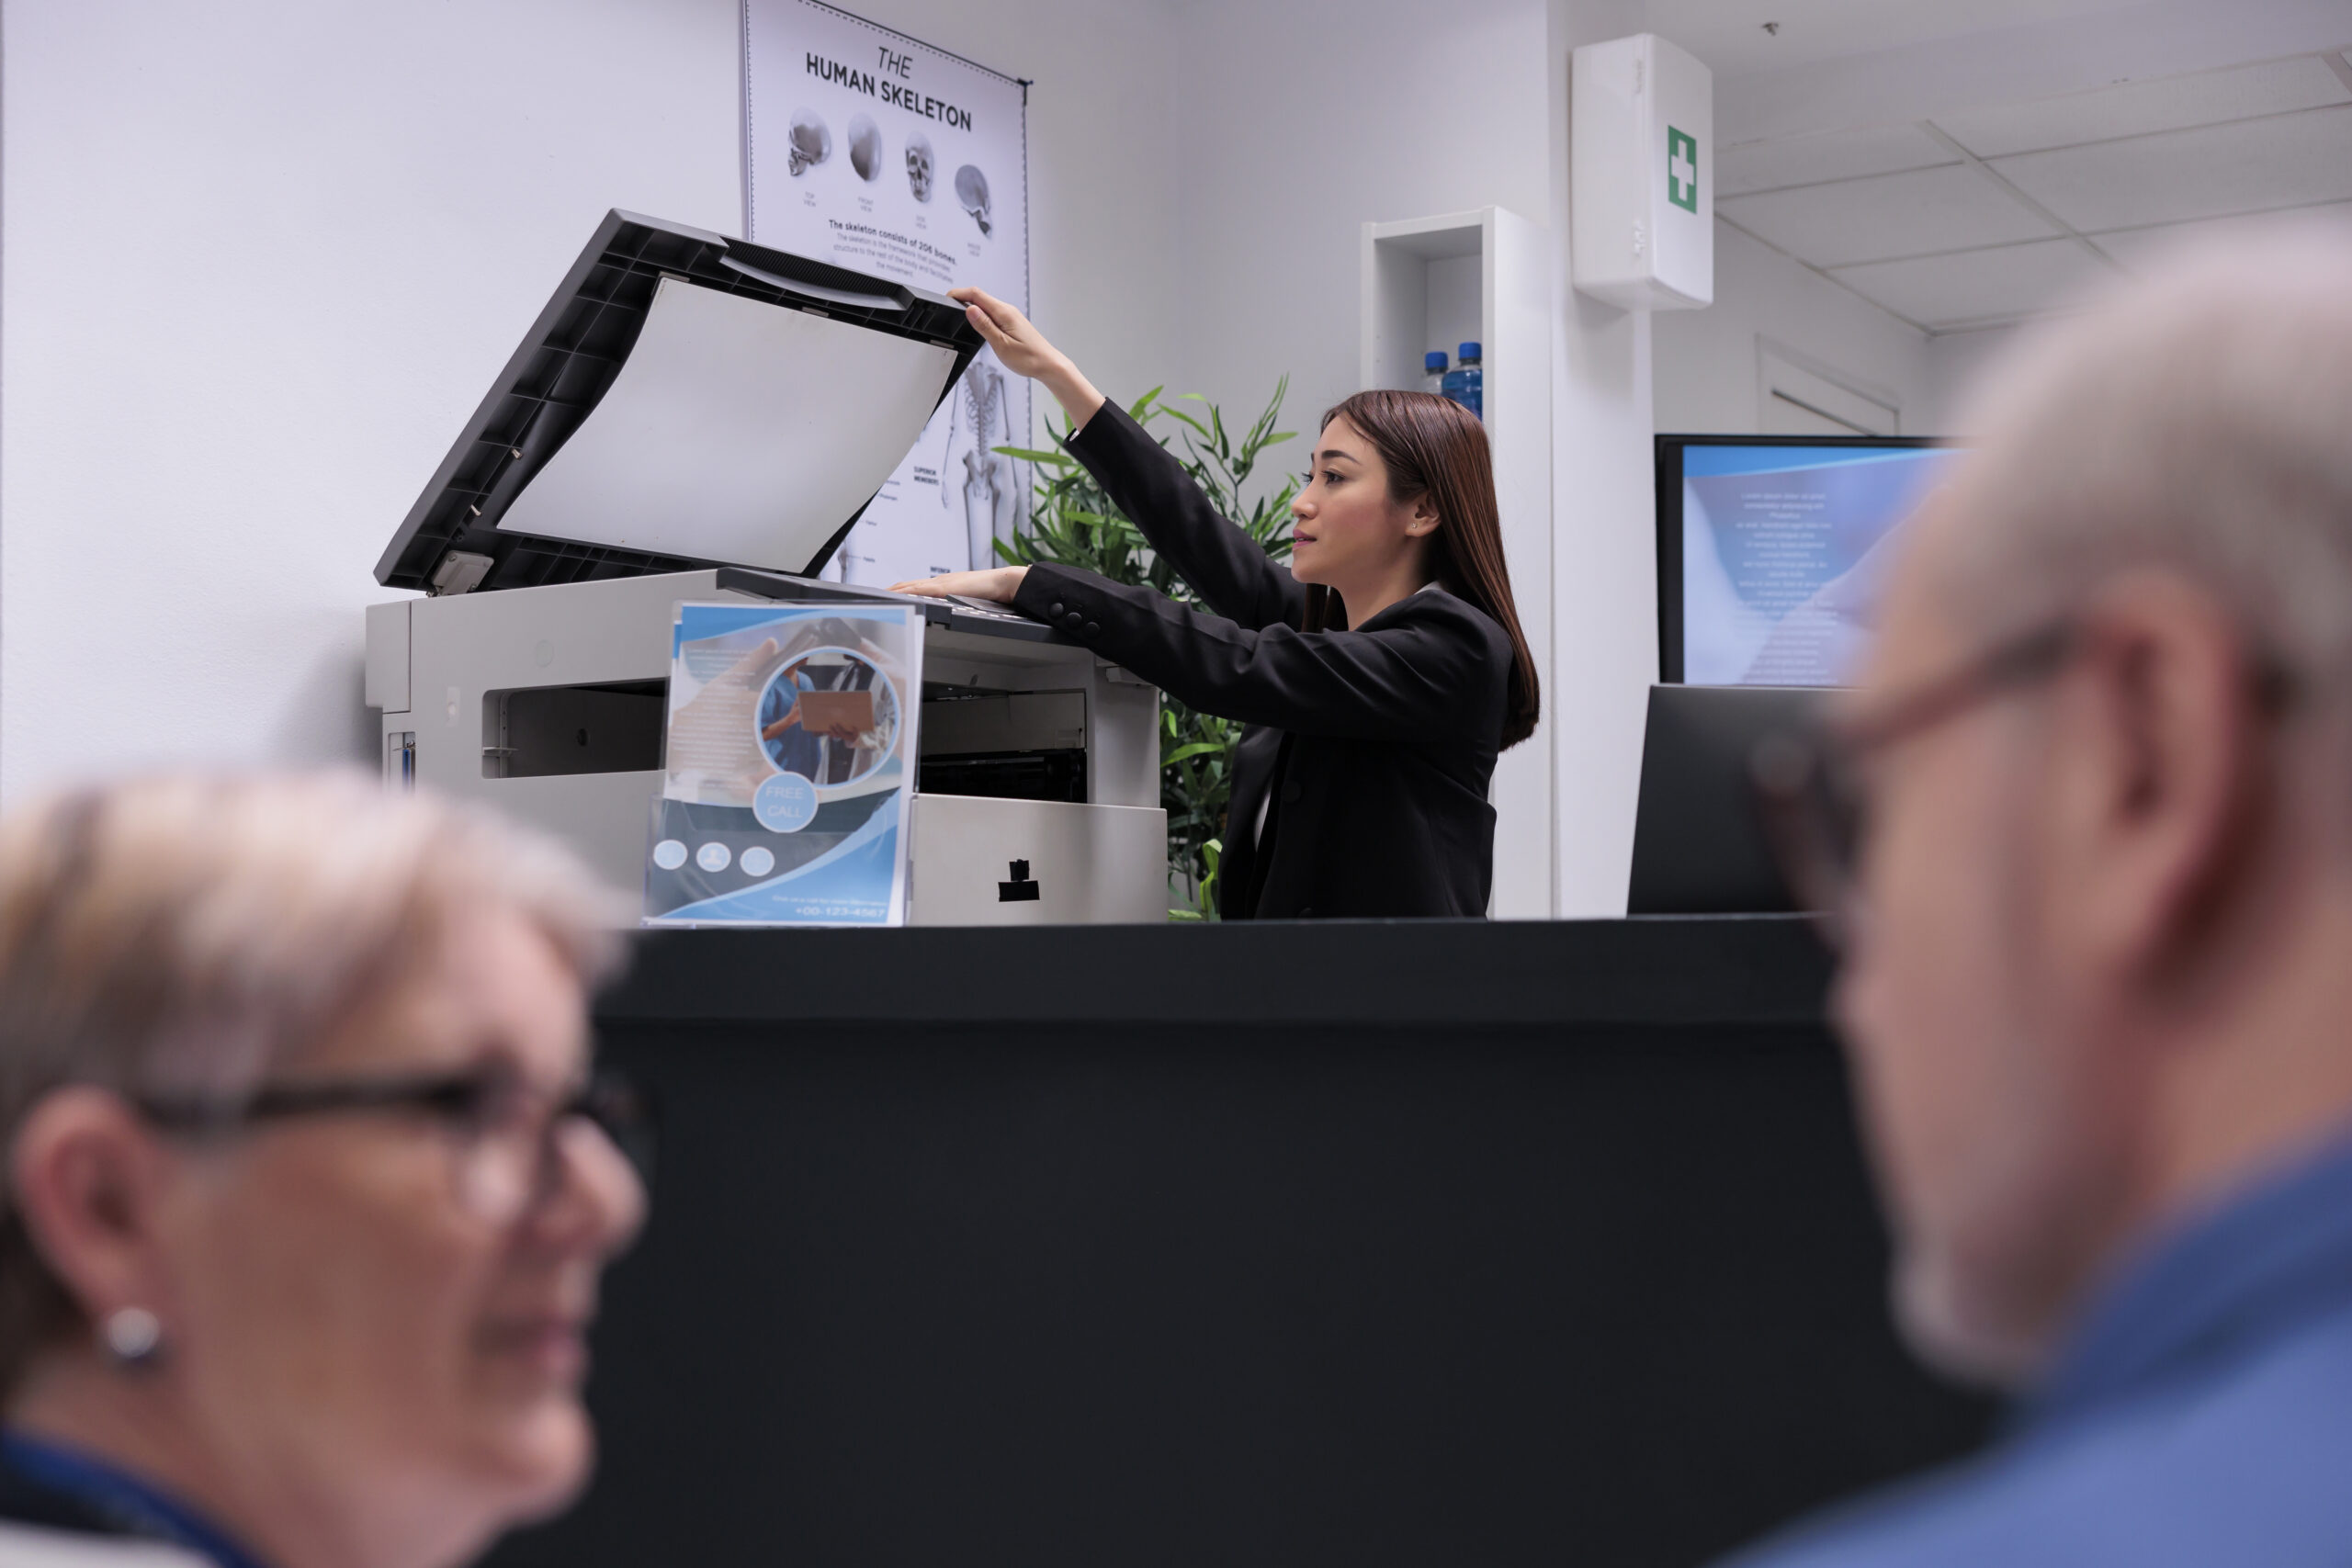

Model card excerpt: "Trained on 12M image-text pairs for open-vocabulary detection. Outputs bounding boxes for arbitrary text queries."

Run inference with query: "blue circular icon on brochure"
[753,772,820,833]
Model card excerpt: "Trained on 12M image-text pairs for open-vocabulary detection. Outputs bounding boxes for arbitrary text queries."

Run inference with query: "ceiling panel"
[1648,0,2150,78]
[1829,239,2120,329]
[1718,123,1959,196]
[1992,104,2352,231]
[1934,54,2352,157]
[2088,199,2352,270]
[1719,164,2059,267]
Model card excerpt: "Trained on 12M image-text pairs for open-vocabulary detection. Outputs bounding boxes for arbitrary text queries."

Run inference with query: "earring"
[100,1306,164,1369]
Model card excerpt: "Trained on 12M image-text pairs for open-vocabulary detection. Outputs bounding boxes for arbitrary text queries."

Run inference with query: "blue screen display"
[1679,444,1964,687]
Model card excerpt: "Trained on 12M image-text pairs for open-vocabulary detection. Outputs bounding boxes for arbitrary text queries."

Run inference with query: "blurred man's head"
[1831,223,2352,1386]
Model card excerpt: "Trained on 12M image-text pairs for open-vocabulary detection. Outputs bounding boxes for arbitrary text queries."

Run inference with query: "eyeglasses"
[135,1065,658,1224]
[1748,620,2080,948]
[1750,617,2296,949]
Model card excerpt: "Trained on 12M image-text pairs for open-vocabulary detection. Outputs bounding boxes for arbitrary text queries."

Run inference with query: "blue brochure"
[644,601,923,926]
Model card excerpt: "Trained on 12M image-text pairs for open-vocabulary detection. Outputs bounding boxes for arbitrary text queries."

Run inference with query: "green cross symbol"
[1668,126,1698,214]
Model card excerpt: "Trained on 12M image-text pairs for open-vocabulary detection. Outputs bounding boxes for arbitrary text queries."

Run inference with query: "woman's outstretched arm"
[1007,561,1502,744]
[945,285,1106,434]
[905,288,1303,632]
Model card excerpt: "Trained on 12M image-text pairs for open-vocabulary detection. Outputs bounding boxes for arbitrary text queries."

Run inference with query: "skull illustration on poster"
[847,113,883,181]
[787,108,831,175]
[905,133,934,203]
[954,164,991,237]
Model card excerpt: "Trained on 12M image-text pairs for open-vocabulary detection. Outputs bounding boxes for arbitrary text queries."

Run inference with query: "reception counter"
[490,917,1991,1568]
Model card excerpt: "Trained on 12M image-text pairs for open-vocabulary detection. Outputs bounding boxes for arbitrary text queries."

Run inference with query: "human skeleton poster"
[742,0,1031,585]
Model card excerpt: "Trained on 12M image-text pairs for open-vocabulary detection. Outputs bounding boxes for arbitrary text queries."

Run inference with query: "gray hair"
[0,772,630,1392]
[1938,219,2352,694]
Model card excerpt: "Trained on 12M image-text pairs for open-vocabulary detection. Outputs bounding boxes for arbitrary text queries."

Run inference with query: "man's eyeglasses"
[1750,617,2295,949]
[1748,620,2078,948]
[135,1066,658,1224]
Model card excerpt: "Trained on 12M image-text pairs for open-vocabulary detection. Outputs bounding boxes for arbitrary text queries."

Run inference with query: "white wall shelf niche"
[1360,207,1554,919]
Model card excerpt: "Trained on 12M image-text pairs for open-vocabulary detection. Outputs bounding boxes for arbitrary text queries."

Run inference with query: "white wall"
[1,0,740,795]
[1164,0,1553,441]
[0,0,1187,799]
[1652,220,1930,434]
[1917,323,2023,434]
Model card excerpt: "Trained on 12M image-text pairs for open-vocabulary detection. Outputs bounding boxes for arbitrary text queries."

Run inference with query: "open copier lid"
[376,209,985,594]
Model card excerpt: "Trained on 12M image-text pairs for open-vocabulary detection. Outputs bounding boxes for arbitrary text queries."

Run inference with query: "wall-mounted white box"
[1572,33,1713,310]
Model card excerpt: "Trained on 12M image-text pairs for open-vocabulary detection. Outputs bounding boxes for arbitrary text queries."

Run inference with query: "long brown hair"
[1306,390,1541,748]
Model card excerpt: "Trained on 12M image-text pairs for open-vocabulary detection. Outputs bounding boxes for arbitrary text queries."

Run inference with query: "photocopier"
[365,210,1166,924]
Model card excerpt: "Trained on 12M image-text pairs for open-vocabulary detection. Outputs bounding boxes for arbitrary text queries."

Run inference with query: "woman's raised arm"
[948,286,1106,434]
[925,287,1303,631]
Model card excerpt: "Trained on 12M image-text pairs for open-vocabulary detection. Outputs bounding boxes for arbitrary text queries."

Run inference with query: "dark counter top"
[599,913,1836,1031]
[507,910,1983,1568]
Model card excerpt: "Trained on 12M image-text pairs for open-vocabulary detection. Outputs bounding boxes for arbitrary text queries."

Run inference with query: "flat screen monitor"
[1657,435,1966,687]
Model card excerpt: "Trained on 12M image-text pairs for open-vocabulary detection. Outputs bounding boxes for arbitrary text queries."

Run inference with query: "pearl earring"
[100,1306,163,1369]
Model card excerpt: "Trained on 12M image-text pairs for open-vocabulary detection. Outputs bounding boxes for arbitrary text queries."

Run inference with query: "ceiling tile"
[1718,124,1959,196]
[1935,54,2352,158]
[1829,239,2119,330]
[2088,199,2352,271]
[1648,0,2154,79]
[1718,164,2058,267]
[1992,104,2352,231]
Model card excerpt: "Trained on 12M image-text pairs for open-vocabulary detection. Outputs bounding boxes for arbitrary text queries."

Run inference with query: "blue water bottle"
[1423,350,1448,397]
[1442,341,1484,420]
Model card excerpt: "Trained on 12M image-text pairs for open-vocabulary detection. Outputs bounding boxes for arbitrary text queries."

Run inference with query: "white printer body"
[366,211,1167,925]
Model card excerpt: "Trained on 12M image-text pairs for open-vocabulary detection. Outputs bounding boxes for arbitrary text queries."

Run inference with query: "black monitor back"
[1628,683,1826,915]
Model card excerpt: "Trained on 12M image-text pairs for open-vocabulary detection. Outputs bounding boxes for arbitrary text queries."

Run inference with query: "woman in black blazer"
[895,287,1540,919]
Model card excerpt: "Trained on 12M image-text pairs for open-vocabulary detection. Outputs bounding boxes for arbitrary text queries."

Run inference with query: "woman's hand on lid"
[944,286,1062,377]
[890,565,1029,604]
[945,287,1106,432]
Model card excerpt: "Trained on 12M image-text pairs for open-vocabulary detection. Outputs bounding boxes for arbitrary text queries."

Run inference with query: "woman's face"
[156,909,644,1554]
[1289,416,1433,593]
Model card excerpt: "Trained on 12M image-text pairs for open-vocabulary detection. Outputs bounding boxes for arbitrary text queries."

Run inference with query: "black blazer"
[1010,400,1513,919]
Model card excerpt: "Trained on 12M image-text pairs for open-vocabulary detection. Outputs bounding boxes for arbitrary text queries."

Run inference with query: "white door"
[1758,342,1899,435]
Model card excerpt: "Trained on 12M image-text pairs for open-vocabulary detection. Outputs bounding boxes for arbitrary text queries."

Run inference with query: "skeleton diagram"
[944,360,1019,570]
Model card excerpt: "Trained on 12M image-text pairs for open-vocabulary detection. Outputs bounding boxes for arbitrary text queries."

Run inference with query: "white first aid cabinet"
[1571,33,1713,310]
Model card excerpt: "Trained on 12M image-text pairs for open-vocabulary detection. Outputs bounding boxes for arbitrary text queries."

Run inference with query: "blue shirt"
[0,1432,271,1568]
[1722,1133,2352,1568]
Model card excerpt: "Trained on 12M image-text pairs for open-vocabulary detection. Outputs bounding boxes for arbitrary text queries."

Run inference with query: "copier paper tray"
[374,209,984,595]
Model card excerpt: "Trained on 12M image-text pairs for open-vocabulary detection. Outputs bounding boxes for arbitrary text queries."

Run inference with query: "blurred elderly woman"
[0,773,647,1568]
